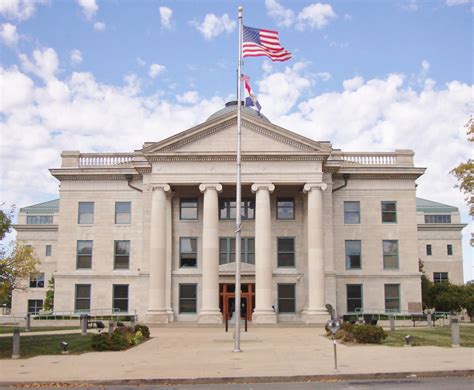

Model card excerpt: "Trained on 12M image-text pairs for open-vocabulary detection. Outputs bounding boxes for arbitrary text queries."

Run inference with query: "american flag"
[243,25,292,62]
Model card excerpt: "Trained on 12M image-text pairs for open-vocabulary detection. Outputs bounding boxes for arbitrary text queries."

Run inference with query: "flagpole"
[234,5,243,353]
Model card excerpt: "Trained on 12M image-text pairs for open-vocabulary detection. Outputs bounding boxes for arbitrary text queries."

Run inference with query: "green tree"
[0,205,14,240]
[461,283,474,322]
[419,259,433,309]
[43,277,55,311]
[425,282,464,313]
[0,243,40,306]
[450,117,473,216]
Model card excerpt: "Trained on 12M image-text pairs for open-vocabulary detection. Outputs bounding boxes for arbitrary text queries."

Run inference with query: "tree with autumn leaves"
[0,206,40,307]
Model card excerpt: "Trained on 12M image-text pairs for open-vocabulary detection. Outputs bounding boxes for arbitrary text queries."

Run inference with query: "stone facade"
[12,102,464,323]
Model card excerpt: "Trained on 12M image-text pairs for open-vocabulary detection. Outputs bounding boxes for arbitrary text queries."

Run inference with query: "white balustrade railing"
[79,153,134,166]
[342,153,396,165]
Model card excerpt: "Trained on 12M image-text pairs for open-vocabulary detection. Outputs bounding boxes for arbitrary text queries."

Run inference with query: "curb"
[0,370,473,387]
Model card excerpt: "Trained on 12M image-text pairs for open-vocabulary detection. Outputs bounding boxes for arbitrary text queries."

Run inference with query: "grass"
[0,333,94,359]
[0,326,80,334]
[383,325,474,347]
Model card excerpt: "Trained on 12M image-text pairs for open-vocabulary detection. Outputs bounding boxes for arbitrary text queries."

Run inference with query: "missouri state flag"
[243,25,292,62]
[241,74,262,113]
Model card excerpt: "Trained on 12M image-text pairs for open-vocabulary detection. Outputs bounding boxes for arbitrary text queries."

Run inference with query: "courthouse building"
[12,102,465,323]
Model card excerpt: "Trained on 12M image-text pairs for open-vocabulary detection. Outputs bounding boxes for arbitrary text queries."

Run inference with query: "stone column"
[251,183,276,324]
[302,183,329,323]
[146,184,171,323]
[198,183,223,323]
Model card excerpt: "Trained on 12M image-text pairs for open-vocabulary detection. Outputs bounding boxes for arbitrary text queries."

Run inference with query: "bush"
[91,333,111,351]
[133,330,143,345]
[135,324,150,338]
[109,329,129,351]
[352,324,387,344]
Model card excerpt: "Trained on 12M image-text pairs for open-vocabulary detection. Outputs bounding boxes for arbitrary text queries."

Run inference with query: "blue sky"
[0,0,472,280]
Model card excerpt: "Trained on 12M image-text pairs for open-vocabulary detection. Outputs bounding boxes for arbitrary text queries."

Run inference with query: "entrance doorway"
[220,283,255,321]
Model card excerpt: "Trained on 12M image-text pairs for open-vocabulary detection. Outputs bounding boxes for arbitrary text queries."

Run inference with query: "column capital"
[251,183,275,193]
[199,183,223,193]
[147,183,171,193]
[303,182,327,193]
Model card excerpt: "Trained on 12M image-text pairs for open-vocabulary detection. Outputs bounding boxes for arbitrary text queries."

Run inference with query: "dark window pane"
[77,241,93,254]
[278,238,294,252]
[75,285,91,312]
[426,244,432,256]
[179,284,197,313]
[278,284,295,313]
[345,240,361,269]
[447,244,453,255]
[113,285,128,312]
[180,198,197,220]
[278,253,294,267]
[78,202,94,224]
[381,201,397,223]
[344,201,360,224]
[347,284,363,312]
[28,300,43,314]
[277,198,295,220]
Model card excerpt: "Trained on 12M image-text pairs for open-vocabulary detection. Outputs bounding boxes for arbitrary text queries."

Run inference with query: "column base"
[252,310,277,324]
[301,309,330,324]
[146,310,170,324]
[198,310,223,324]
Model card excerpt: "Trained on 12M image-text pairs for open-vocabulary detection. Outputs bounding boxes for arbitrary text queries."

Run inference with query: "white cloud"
[316,72,332,82]
[0,23,19,46]
[136,57,146,66]
[422,59,430,71]
[265,0,295,27]
[296,3,337,30]
[343,76,364,91]
[0,66,34,111]
[177,91,199,104]
[93,21,106,31]
[265,0,337,30]
[159,6,173,29]
[19,47,59,81]
[70,49,83,66]
[445,0,470,5]
[191,13,235,40]
[77,0,97,20]
[149,63,165,78]
[401,0,419,12]
[0,0,48,21]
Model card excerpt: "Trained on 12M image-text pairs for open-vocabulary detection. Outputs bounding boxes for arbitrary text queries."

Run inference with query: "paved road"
[0,376,472,389]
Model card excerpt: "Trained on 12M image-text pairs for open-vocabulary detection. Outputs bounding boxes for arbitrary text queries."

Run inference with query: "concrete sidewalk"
[0,327,473,384]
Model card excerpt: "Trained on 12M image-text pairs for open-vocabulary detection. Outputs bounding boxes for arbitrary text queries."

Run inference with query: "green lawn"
[0,333,94,359]
[383,325,474,347]
[0,326,80,334]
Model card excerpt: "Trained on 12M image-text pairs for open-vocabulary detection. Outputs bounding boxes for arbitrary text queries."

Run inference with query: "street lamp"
[326,319,342,370]
[60,341,69,354]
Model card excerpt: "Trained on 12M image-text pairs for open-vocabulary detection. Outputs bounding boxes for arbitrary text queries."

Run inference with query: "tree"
[0,205,14,240]
[419,259,433,309]
[0,243,40,306]
[461,284,474,322]
[43,277,55,311]
[450,117,473,216]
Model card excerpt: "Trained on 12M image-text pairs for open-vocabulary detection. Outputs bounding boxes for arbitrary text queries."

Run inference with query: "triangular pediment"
[142,111,332,156]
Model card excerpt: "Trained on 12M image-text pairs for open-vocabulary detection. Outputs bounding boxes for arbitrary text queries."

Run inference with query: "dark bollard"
[108,321,115,335]
[25,313,31,332]
[225,315,228,333]
[12,327,20,359]
[245,315,247,332]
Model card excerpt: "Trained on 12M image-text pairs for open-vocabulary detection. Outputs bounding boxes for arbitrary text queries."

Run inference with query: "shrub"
[110,329,129,351]
[133,330,143,345]
[352,324,387,344]
[135,324,150,338]
[91,333,111,351]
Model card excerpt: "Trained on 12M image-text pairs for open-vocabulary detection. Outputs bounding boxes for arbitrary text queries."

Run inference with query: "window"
[115,202,131,224]
[344,201,360,224]
[114,240,130,269]
[219,237,255,265]
[45,245,52,257]
[29,272,45,288]
[75,284,91,312]
[383,240,399,269]
[180,198,198,220]
[277,198,294,220]
[384,284,400,312]
[78,202,94,224]
[28,299,43,314]
[180,238,197,267]
[179,284,197,313]
[278,284,296,313]
[426,244,432,256]
[345,240,361,269]
[76,240,93,269]
[433,272,449,283]
[112,285,129,312]
[219,198,255,220]
[381,201,397,223]
[447,244,453,256]
[26,215,53,224]
[347,284,363,312]
[277,238,295,267]
[424,215,451,224]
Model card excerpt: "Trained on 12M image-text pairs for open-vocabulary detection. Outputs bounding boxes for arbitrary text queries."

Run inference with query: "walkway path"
[0,327,472,384]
